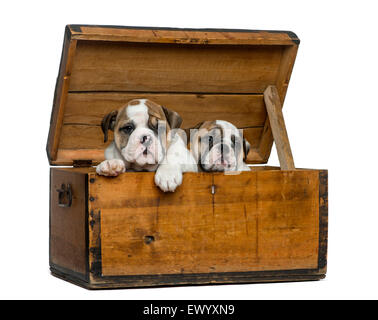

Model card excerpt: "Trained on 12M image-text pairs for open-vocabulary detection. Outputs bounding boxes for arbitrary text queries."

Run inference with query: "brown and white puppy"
[188,120,251,172]
[96,99,197,192]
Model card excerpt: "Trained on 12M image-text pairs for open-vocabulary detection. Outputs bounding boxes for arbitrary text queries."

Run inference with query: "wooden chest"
[48,25,328,289]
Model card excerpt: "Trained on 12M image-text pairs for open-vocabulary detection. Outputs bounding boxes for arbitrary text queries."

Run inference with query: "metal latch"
[56,183,72,208]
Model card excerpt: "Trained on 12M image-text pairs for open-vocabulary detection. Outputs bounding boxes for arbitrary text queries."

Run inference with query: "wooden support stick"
[264,85,295,170]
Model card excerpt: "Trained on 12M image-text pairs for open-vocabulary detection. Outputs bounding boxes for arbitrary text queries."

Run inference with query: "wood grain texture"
[58,125,263,151]
[50,147,262,166]
[47,26,299,165]
[51,266,324,290]
[318,170,328,273]
[50,168,88,278]
[69,41,283,93]
[59,92,266,164]
[264,85,295,170]
[258,45,298,161]
[56,125,264,164]
[64,92,267,127]
[275,45,299,102]
[87,170,319,277]
[49,166,327,289]
[213,171,319,270]
[68,25,300,46]
[46,27,77,161]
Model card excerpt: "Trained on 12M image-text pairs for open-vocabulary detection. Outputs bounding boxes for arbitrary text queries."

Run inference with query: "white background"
[1,0,377,300]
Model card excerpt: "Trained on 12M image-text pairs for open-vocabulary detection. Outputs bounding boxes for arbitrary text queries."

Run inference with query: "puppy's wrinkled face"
[191,120,250,172]
[104,99,169,168]
[116,101,165,168]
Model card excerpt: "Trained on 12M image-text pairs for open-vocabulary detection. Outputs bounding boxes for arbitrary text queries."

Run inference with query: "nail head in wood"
[144,235,155,244]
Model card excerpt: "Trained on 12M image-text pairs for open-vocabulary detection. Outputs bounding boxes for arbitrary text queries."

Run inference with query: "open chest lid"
[47,25,299,166]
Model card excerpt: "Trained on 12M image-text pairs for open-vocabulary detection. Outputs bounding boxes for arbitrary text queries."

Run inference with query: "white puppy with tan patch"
[188,120,251,172]
[96,99,197,192]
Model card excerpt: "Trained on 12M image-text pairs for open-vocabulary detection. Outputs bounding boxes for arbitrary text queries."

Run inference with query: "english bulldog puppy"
[96,99,197,192]
[187,120,251,172]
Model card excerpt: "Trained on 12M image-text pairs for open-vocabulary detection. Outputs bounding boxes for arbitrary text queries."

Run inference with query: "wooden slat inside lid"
[47,25,299,166]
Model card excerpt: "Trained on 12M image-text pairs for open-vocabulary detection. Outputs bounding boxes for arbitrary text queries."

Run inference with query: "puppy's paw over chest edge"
[154,164,183,192]
[96,159,126,176]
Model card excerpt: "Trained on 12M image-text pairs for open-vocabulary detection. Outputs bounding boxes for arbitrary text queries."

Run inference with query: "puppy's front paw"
[154,164,183,192]
[96,159,126,176]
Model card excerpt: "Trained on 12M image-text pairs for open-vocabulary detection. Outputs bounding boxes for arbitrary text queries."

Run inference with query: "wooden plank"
[89,172,213,276]
[64,93,267,128]
[275,45,299,101]
[51,147,265,166]
[213,170,319,271]
[52,266,324,289]
[318,170,328,274]
[59,124,112,150]
[46,27,77,162]
[264,85,295,170]
[69,41,283,93]
[69,25,299,46]
[56,92,267,165]
[48,26,300,166]
[88,170,319,276]
[56,125,263,164]
[53,149,104,166]
[58,124,262,150]
[50,167,325,289]
[51,265,324,289]
[50,168,87,277]
[258,45,298,161]
[51,166,281,174]
[88,203,101,281]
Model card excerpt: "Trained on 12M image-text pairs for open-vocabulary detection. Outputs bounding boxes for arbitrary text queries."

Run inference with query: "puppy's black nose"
[219,143,229,154]
[141,135,151,146]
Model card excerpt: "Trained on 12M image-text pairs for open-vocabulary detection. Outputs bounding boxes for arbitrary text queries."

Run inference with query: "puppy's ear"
[184,122,204,144]
[192,122,205,130]
[162,106,183,129]
[148,115,159,132]
[243,138,251,161]
[101,110,118,143]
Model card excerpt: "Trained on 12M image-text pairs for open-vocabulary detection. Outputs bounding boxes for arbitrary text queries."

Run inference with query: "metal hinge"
[73,159,93,168]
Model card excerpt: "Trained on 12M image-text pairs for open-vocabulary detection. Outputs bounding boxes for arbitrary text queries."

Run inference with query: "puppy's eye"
[231,135,236,145]
[120,124,134,134]
[208,136,213,148]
